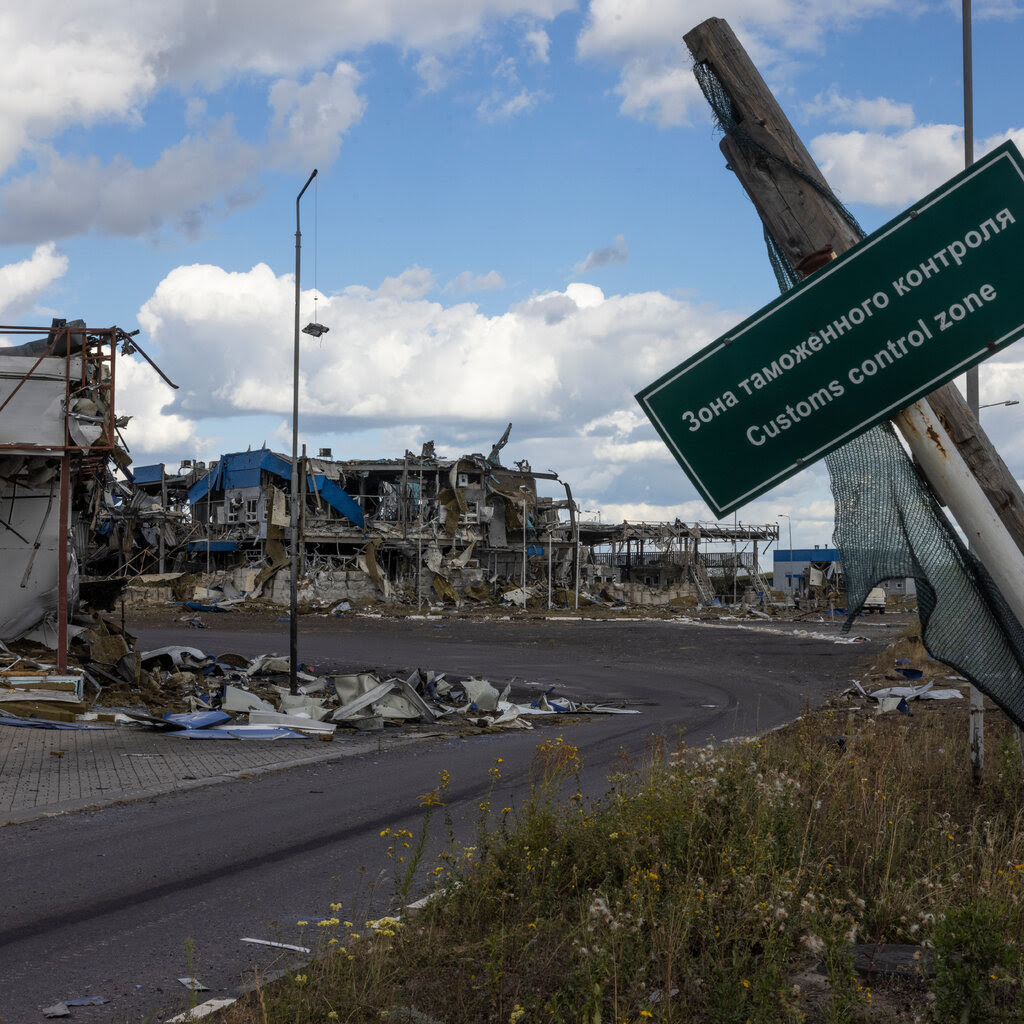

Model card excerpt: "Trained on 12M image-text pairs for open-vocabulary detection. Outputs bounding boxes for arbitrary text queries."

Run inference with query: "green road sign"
[637,140,1024,517]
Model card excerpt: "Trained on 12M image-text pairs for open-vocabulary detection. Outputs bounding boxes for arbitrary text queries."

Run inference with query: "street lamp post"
[519,487,529,590]
[547,527,553,609]
[290,168,318,696]
[979,399,1020,409]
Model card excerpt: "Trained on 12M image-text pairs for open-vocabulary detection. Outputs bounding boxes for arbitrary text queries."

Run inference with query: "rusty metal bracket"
[118,329,178,389]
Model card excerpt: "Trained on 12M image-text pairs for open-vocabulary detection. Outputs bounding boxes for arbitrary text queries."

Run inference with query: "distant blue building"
[183,447,365,559]
[772,547,840,598]
[772,548,916,601]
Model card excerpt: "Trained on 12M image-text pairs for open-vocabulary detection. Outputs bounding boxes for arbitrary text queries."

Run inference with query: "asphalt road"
[1,613,890,1023]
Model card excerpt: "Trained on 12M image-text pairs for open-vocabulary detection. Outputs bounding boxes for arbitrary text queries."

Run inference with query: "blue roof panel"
[133,464,164,484]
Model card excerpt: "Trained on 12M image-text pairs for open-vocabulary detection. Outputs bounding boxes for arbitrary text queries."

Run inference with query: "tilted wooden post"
[684,17,1024,558]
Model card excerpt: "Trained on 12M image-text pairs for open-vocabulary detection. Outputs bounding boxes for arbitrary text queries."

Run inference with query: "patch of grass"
[219,689,1024,1023]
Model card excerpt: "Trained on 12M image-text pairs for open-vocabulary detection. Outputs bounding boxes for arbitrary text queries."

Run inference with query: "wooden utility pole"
[683,18,1024,558]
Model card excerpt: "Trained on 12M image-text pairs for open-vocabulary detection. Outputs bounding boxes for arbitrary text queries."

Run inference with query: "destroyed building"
[0,320,127,648]
[579,519,778,606]
[133,431,582,607]
[123,435,781,609]
[773,545,843,602]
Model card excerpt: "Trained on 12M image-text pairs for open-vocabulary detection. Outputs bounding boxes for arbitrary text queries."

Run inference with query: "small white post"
[970,686,985,782]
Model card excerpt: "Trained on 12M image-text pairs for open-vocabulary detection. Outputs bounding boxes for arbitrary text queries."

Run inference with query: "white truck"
[863,587,887,613]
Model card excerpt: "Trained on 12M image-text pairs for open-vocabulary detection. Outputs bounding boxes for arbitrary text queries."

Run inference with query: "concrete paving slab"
[0,721,424,826]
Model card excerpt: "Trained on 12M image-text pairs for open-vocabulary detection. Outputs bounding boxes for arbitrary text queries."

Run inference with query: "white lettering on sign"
[686,206,1014,444]
[745,380,846,447]
[847,319,934,385]
[933,284,998,332]
[682,390,739,432]
[738,293,889,398]
[893,210,1015,294]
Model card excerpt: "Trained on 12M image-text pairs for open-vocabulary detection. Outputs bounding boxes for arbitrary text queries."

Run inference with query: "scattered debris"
[240,937,311,953]
[843,658,967,716]
[41,998,111,1018]
[0,614,640,736]
[165,997,238,1022]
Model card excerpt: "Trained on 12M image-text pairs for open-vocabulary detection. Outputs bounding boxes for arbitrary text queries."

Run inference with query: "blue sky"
[2,0,1023,548]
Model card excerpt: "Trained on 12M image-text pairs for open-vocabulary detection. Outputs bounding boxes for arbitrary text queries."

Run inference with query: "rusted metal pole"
[57,454,70,672]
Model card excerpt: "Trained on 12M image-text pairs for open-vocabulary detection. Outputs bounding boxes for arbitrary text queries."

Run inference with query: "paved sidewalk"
[0,722,412,826]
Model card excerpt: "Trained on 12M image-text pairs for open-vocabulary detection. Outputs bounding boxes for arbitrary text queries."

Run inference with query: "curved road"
[1,613,887,1023]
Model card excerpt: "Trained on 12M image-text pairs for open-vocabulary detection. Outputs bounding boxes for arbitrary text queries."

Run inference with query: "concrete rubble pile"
[0,618,639,737]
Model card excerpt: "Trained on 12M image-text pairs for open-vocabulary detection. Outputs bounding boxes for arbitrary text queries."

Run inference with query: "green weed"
[219,696,1024,1023]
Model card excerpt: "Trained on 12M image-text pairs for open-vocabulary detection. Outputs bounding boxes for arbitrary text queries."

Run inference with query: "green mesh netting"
[694,59,1024,729]
[828,427,1024,727]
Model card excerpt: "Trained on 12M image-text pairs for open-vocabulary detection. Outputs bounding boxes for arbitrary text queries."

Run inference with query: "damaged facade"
[0,342,776,615]
[133,432,581,607]
[0,320,126,647]
[124,436,780,609]
[578,519,779,606]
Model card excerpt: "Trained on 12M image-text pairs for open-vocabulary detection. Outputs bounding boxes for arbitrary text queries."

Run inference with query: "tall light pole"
[777,512,793,604]
[964,0,978,419]
[290,168,317,695]
[519,486,529,591]
[979,399,1020,409]
[776,512,793,554]
[962,0,987,782]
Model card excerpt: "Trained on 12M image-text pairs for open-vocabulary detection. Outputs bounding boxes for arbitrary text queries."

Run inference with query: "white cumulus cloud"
[268,63,366,169]
[804,88,915,130]
[811,124,965,206]
[135,260,738,437]
[576,234,629,274]
[0,243,68,319]
[525,28,551,63]
[116,355,202,459]
[577,0,908,128]
[0,1,572,243]
[445,270,507,295]
[811,125,1024,207]
[0,121,263,244]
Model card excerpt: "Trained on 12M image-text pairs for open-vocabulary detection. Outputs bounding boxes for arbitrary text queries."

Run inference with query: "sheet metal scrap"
[847,676,966,715]
[0,616,641,734]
